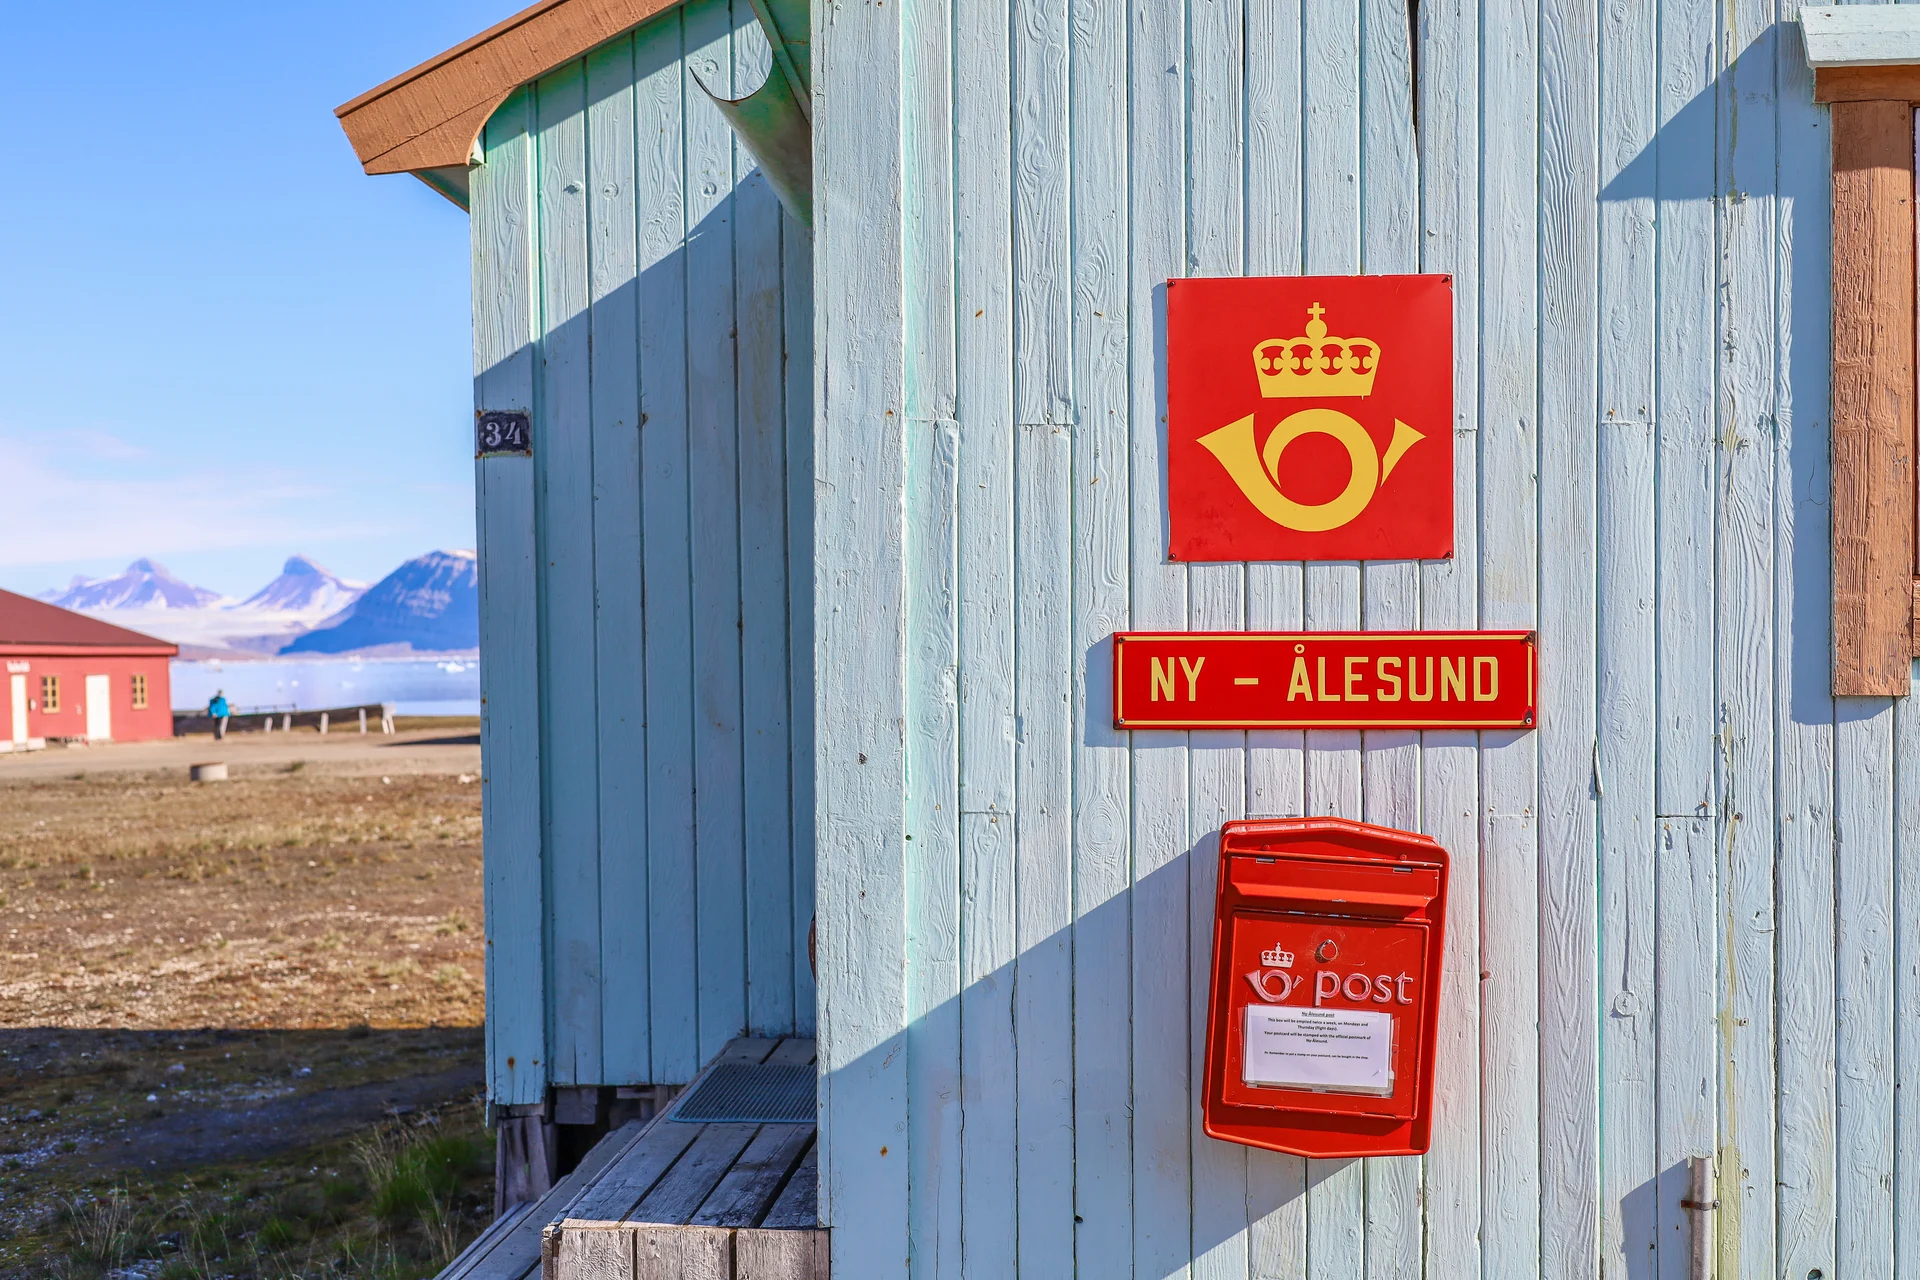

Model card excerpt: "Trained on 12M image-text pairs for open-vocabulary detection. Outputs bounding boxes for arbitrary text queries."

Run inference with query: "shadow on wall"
[1595,18,1832,726]
[475,48,816,1093]
[822,789,1713,1276]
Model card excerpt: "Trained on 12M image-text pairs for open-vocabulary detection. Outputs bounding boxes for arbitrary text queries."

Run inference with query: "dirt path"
[0,722,480,782]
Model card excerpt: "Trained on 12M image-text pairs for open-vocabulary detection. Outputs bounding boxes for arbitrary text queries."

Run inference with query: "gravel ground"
[0,738,490,1277]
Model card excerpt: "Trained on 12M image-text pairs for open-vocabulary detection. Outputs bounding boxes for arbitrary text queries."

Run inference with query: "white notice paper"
[1243,1004,1394,1095]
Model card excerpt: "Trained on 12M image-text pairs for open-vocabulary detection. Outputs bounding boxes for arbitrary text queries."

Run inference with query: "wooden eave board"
[335,0,688,176]
[0,643,178,658]
[1803,5,1920,68]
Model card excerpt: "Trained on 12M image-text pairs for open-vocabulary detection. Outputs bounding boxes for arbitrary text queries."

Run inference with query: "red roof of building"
[0,588,179,657]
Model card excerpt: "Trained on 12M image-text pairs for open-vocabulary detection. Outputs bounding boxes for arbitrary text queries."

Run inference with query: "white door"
[8,675,24,744]
[84,674,111,741]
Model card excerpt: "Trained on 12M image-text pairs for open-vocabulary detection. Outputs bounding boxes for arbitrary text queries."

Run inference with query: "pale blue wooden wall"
[470,0,815,1104]
[814,0,1916,1276]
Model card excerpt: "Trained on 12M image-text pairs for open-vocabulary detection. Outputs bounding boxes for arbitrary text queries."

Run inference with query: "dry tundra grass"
[0,747,491,1277]
[0,765,484,1031]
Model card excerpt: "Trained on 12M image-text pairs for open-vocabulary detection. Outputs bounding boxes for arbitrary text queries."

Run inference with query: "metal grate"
[671,1063,815,1124]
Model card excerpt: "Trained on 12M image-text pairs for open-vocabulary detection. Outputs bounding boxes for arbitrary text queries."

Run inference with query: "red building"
[0,588,178,746]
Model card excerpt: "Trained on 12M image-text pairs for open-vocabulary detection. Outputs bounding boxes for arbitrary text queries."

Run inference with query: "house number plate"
[476,411,532,458]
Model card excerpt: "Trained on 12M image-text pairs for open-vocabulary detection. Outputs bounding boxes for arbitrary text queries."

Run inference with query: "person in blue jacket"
[208,691,230,740]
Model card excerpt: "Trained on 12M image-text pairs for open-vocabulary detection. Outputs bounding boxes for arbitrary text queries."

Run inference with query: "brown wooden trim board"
[1831,98,1917,695]
[335,0,687,176]
[1817,64,1920,105]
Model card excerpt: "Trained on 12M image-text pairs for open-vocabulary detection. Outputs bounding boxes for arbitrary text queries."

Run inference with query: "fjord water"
[169,656,480,717]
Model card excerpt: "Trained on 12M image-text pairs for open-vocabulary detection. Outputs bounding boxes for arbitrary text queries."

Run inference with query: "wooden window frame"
[1818,68,1920,696]
[131,673,147,711]
[41,675,59,714]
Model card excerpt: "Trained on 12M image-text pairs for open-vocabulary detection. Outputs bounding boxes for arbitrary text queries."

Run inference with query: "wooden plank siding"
[475,86,548,1110]
[810,3,1894,1280]
[469,0,814,1097]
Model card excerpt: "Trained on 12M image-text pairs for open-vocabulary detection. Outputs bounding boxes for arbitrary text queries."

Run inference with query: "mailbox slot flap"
[1228,856,1440,917]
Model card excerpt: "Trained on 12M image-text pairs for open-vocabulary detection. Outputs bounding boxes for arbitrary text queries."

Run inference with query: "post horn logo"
[1196,302,1424,532]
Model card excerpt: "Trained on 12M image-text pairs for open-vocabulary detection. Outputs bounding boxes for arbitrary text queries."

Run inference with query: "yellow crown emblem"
[1253,302,1379,398]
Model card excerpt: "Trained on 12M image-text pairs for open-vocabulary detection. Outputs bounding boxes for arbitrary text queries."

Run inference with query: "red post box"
[1203,817,1448,1158]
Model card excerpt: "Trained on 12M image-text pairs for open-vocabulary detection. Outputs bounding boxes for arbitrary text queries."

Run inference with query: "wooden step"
[441,1037,824,1280]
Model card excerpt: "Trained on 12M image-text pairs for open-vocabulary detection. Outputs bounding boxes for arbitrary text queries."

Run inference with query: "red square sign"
[1167,275,1454,561]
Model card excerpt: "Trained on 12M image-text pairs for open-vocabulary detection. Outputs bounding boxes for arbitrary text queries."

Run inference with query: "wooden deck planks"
[561,1120,705,1225]
[530,1040,823,1280]
[440,1201,535,1280]
[759,1147,818,1230]
[690,1126,815,1228]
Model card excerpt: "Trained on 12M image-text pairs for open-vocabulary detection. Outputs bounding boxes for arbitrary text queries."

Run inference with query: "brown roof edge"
[0,589,180,655]
[0,643,179,658]
[336,0,687,177]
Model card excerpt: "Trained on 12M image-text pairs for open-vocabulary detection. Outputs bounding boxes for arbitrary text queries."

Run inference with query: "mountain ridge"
[44,558,225,611]
[36,552,477,657]
[283,550,477,656]
[237,556,366,614]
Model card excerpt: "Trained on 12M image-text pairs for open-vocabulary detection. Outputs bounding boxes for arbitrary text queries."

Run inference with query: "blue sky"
[0,2,518,598]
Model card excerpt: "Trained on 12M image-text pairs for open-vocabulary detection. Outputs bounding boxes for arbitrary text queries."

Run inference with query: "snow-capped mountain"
[236,556,366,614]
[43,558,224,611]
[282,550,478,655]
[37,553,466,657]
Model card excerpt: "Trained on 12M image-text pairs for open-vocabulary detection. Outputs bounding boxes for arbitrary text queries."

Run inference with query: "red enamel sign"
[1167,274,1454,561]
[1113,631,1536,730]
[1204,817,1449,1158]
